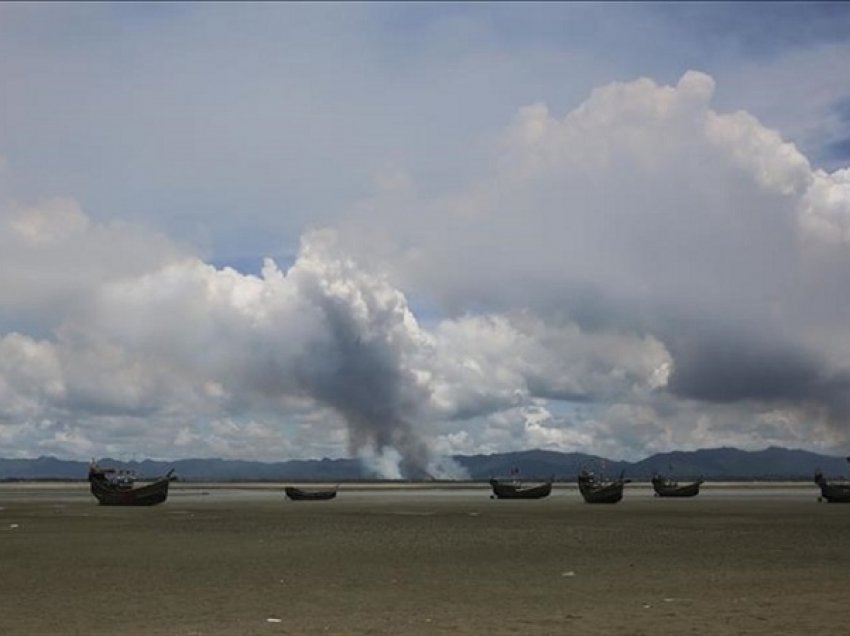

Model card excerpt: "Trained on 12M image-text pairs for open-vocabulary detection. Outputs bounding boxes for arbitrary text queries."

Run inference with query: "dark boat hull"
[580,482,625,504]
[489,479,552,499]
[89,475,172,506]
[815,471,850,503]
[285,486,337,501]
[652,477,703,498]
[578,472,627,504]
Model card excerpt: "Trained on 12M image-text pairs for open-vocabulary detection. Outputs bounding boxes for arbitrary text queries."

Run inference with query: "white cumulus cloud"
[3,70,850,465]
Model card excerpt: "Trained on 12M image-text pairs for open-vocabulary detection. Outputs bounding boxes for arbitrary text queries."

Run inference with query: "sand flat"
[1,483,848,635]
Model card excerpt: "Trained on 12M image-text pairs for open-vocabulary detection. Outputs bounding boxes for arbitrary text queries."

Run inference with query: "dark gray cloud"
[665,329,822,403]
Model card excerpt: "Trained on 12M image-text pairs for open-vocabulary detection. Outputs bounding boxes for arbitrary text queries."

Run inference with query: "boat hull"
[285,487,337,501]
[89,476,172,506]
[489,479,552,499]
[579,483,625,504]
[652,477,703,498]
[815,471,850,503]
[578,472,627,504]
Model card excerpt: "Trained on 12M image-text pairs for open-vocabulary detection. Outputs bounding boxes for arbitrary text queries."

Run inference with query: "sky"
[2,2,850,476]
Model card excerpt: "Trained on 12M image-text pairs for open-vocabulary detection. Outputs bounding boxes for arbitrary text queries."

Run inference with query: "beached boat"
[578,469,629,504]
[651,474,704,498]
[814,469,850,503]
[284,486,338,501]
[88,463,175,506]
[489,478,552,499]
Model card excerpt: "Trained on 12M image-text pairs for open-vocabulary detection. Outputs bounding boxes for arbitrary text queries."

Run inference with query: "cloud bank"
[2,71,850,472]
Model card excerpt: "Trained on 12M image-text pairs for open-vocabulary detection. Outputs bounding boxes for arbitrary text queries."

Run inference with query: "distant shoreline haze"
[1,447,848,482]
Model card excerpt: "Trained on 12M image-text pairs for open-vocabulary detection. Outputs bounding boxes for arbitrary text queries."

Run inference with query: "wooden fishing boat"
[578,469,629,504]
[284,486,338,501]
[489,478,552,499]
[651,474,704,498]
[814,469,850,503]
[88,463,175,506]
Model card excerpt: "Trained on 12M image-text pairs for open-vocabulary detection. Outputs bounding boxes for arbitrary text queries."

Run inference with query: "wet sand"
[1,482,848,635]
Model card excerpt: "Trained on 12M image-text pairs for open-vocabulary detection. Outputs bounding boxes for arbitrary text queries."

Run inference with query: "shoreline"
[0,479,820,490]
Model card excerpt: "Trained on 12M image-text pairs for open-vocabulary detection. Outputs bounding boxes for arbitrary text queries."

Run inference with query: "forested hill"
[1,447,847,481]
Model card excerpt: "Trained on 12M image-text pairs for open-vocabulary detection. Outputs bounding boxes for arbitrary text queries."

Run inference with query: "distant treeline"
[1,447,848,482]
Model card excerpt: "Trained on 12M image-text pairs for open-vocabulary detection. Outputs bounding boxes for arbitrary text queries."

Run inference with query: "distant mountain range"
[1,447,848,481]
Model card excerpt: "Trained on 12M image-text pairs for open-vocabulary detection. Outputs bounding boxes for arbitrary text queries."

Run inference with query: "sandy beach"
[1,482,848,635]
